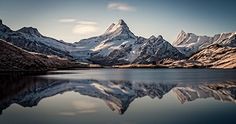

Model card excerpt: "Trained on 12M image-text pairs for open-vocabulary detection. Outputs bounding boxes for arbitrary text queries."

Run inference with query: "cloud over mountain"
[107,2,136,12]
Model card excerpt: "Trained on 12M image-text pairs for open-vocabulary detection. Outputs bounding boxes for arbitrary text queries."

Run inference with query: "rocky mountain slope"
[0,39,86,71]
[173,30,236,56]
[0,20,75,59]
[189,44,236,68]
[160,44,236,69]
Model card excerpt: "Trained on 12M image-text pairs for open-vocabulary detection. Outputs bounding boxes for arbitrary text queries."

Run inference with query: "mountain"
[75,19,185,65]
[0,39,84,71]
[0,20,75,59]
[173,30,236,56]
[189,44,236,68]
[161,44,236,69]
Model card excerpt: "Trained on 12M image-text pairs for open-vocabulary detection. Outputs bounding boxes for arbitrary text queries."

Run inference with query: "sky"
[0,0,235,43]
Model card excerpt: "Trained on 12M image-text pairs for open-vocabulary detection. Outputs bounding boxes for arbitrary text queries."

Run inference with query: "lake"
[0,69,236,124]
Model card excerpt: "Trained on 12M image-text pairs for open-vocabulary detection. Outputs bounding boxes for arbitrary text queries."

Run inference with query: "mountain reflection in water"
[0,73,236,115]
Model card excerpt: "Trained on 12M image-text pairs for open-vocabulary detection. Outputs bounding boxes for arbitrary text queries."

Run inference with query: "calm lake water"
[0,69,236,124]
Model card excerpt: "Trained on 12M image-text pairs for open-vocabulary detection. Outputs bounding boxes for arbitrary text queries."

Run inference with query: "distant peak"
[18,27,41,36]
[19,27,38,32]
[157,35,163,40]
[149,35,156,39]
[149,35,163,40]
[178,30,197,37]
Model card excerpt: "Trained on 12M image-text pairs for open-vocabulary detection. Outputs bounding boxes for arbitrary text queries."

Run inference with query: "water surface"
[0,69,236,124]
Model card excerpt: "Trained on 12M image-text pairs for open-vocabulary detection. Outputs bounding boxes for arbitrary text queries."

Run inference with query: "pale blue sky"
[0,0,235,43]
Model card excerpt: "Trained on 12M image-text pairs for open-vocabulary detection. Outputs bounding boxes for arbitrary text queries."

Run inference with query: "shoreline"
[1,64,235,74]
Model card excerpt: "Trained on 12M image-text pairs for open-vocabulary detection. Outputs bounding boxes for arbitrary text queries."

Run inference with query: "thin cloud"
[59,18,76,23]
[73,24,98,35]
[77,21,97,25]
[73,25,98,34]
[58,19,99,35]
[68,20,99,35]
[107,2,136,12]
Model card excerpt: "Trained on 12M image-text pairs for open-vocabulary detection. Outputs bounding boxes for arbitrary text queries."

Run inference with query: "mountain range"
[0,19,236,68]
[173,30,236,56]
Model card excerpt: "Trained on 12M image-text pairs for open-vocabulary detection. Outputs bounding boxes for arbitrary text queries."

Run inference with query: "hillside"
[0,39,88,71]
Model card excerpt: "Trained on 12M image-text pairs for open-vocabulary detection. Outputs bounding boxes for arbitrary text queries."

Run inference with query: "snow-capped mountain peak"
[103,19,135,38]
[104,20,126,34]
[116,19,129,31]
[73,19,185,65]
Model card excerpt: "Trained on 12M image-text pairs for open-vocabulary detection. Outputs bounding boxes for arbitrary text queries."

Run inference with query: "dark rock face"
[0,22,11,34]
[132,36,186,64]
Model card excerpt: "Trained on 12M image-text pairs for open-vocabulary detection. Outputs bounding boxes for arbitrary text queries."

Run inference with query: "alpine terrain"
[1,19,236,68]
